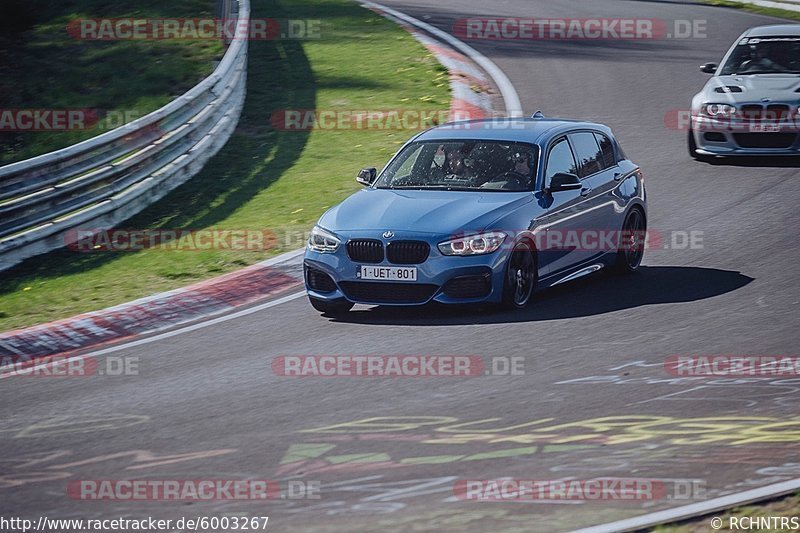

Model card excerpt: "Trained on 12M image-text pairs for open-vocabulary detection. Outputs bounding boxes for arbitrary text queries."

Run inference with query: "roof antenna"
[531,110,545,119]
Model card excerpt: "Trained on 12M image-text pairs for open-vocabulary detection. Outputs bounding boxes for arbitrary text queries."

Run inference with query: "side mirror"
[546,172,582,193]
[356,167,377,186]
[700,63,717,74]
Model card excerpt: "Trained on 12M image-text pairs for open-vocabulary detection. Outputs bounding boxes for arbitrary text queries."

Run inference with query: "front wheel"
[308,296,354,316]
[613,208,646,274]
[502,243,536,309]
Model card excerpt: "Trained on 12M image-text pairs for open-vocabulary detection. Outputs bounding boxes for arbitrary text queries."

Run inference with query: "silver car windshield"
[720,36,800,75]
[375,140,538,192]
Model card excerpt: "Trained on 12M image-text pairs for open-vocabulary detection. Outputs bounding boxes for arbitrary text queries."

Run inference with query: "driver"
[490,150,533,190]
[510,150,533,178]
[741,42,786,72]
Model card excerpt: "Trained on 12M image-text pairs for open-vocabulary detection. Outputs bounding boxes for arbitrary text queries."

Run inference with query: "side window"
[568,132,604,178]
[594,133,617,168]
[545,138,578,184]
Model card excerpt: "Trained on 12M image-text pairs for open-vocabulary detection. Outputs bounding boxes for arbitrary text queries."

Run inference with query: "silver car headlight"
[438,231,507,256]
[701,103,737,118]
[307,226,341,253]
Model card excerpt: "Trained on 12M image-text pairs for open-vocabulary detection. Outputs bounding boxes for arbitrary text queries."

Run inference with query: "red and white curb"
[0,250,304,366]
[362,0,523,118]
[415,31,495,120]
[723,0,800,12]
[0,2,518,367]
[362,4,496,120]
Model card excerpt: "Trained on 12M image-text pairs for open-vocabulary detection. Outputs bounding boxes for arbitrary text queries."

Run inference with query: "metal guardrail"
[0,0,250,271]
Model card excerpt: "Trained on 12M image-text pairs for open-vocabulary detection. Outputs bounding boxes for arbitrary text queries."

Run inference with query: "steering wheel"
[488,172,526,190]
[740,58,782,73]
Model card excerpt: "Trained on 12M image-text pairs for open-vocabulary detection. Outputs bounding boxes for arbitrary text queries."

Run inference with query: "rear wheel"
[613,208,646,274]
[308,296,354,316]
[502,243,536,309]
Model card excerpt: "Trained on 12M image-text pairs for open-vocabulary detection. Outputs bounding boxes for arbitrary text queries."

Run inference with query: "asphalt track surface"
[2,1,800,532]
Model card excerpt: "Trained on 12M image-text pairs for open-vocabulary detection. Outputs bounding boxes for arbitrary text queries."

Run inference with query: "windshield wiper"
[376,185,434,190]
[388,185,476,191]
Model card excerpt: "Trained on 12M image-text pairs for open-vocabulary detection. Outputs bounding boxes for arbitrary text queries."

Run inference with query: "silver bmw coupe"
[689,24,800,159]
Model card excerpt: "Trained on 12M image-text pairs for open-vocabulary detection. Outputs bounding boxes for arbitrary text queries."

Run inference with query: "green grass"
[0,0,450,331]
[702,0,800,21]
[0,0,224,165]
[655,491,800,532]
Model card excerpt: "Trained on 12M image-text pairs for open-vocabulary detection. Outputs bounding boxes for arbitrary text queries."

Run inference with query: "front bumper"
[692,115,800,156]
[304,234,512,306]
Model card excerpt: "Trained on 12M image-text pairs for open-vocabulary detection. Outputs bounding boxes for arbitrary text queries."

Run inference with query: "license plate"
[359,266,417,281]
[750,123,780,133]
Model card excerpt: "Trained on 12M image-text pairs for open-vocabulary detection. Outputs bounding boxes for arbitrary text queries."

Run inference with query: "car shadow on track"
[329,266,753,325]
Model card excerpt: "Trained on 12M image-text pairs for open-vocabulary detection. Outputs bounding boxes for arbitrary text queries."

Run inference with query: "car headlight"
[438,231,507,256]
[701,103,737,118]
[307,226,340,253]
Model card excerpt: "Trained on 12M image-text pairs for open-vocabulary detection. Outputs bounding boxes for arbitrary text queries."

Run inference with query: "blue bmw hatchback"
[304,116,646,315]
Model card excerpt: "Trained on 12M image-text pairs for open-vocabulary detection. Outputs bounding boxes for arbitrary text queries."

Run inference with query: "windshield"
[375,140,538,192]
[720,36,800,75]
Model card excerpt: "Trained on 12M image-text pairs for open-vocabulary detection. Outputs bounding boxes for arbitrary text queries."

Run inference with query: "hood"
[703,74,800,103]
[319,188,533,234]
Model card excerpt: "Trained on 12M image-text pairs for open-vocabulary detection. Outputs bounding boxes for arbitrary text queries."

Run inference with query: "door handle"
[580,187,592,197]
[613,172,624,181]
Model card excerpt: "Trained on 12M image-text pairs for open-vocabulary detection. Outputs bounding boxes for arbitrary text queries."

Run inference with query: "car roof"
[743,24,800,37]
[414,117,613,145]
